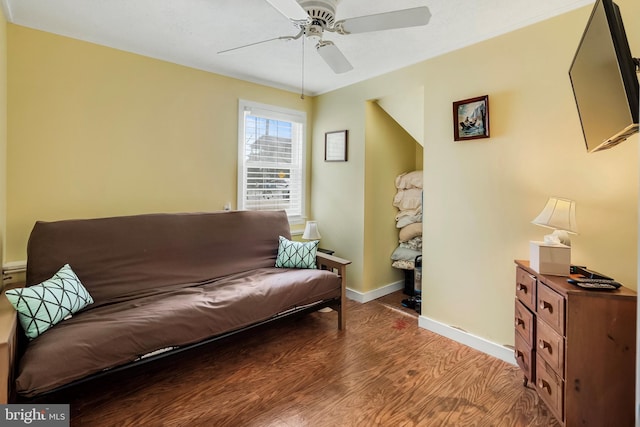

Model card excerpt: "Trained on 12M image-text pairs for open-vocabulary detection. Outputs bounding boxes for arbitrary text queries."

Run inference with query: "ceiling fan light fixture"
[305,24,324,42]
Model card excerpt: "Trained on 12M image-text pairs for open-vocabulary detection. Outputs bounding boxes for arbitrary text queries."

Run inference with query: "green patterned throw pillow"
[5,264,94,339]
[275,236,319,269]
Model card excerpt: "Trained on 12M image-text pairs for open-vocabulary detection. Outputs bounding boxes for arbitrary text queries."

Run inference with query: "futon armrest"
[0,287,19,403]
[316,252,351,330]
[316,251,351,272]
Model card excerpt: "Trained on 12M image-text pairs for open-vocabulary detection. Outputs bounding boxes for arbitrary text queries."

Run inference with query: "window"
[237,100,306,224]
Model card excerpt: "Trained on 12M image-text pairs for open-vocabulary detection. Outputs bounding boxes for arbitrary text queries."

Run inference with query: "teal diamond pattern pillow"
[275,236,319,269]
[5,264,94,339]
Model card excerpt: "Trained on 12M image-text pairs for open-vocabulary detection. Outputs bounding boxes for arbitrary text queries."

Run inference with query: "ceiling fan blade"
[338,6,431,34]
[316,41,353,74]
[218,33,300,54]
[265,0,309,22]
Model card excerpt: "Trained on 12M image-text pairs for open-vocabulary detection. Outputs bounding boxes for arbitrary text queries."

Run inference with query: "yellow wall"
[6,25,313,261]
[364,101,421,292]
[313,1,639,346]
[3,2,639,349]
[0,8,6,266]
[376,86,425,145]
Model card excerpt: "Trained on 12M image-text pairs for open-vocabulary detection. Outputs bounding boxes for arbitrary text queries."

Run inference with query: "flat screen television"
[569,0,639,153]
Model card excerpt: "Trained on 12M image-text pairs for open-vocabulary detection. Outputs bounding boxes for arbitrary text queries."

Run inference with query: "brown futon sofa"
[2,210,349,399]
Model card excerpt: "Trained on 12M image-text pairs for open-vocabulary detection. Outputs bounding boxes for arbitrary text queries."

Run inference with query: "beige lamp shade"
[532,197,578,246]
[532,197,578,233]
[302,221,321,240]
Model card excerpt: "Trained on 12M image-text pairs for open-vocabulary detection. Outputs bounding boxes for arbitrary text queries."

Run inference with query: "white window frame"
[237,99,307,225]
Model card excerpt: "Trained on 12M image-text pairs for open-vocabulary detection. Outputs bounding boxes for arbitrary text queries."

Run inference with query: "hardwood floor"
[36,291,559,426]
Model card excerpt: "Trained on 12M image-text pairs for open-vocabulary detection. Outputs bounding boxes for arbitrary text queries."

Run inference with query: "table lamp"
[531,197,578,245]
[302,221,321,241]
[529,197,577,275]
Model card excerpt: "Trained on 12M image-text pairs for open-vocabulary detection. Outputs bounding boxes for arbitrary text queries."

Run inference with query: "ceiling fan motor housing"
[297,0,339,28]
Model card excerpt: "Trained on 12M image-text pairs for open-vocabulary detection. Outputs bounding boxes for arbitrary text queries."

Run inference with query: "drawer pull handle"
[538,339,552,353]
[539,301,553,312]
[515,349,525,361]
[516,284,527,293]
[538,379,552,394]
[515,318,525,328]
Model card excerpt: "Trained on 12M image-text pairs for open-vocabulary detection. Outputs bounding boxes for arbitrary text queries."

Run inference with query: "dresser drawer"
[514,332,534,384]
[537,282,565,335]
[514,299,534,346]
[536,358,564,422]
[536,318,564,375]
[516,267,536,311]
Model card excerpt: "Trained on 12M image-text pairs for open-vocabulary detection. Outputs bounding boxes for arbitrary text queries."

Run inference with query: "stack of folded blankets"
[391,170,423,270]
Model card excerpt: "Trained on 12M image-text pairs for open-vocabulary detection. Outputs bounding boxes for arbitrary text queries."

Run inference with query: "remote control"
[567,278,621,290]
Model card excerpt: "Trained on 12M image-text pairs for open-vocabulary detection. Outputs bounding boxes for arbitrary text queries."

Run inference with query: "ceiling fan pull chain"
[300,35,305,100]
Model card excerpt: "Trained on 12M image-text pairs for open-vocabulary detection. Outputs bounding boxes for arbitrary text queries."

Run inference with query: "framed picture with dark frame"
[453,95,490,141]
[325,130,348,162]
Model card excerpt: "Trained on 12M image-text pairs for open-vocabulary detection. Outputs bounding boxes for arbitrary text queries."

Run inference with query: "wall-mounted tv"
[569,0,639,153]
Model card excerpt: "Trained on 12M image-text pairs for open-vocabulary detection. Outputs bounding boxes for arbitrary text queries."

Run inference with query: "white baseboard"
[419,315,516,366]
[346,280,404,303]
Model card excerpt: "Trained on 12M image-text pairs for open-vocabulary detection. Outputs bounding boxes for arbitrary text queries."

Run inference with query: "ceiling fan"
[219,0,431,74]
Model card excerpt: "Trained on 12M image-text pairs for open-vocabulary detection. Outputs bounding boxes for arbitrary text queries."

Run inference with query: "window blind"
[238,100,306,222]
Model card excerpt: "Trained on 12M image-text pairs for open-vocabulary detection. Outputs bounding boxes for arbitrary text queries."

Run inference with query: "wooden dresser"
[514,260,636,426]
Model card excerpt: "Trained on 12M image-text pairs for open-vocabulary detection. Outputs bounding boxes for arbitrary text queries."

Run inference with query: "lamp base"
[529,241,570,276]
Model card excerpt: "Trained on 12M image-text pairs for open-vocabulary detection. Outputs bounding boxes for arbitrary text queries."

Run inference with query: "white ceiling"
[1,0,592,95]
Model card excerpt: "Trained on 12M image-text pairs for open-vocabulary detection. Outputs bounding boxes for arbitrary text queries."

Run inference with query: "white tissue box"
[529,241,570,276]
